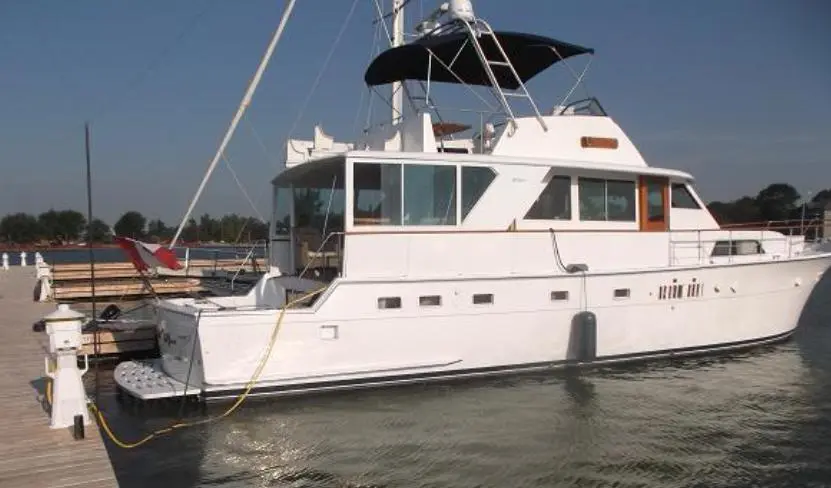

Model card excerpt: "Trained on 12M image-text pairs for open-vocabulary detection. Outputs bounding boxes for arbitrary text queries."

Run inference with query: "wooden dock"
[45,258,263,301]
[0,267,119,487]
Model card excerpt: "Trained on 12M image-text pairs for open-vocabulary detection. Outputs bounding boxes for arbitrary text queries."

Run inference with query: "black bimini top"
[364,31,593,90]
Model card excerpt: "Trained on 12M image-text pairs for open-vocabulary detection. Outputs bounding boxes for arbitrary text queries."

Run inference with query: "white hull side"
[131,255,830,399]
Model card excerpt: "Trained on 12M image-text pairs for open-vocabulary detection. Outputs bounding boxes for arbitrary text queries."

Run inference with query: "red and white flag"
[114,236,183,271]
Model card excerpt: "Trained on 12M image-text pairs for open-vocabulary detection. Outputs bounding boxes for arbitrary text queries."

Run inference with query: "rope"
[87,286,326,449]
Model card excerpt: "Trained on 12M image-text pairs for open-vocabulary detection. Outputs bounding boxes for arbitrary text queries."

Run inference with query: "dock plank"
[0,267,119,487]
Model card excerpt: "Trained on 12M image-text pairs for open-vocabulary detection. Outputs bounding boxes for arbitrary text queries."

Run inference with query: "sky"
[1,0,829,226]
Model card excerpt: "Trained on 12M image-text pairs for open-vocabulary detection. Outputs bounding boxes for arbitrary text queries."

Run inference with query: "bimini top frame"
[364,30,593,89]
[363,0,594,133]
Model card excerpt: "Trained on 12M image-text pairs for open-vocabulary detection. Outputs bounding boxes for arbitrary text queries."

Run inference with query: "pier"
[0,267,119,487]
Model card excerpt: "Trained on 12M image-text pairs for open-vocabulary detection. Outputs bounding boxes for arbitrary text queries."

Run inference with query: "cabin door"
[638,176,669,232]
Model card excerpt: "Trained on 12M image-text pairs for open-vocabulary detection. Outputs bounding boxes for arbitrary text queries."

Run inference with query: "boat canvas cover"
[364,30,593,89]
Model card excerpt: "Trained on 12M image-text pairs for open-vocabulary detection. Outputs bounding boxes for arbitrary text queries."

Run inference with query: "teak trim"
[580,136,619,149]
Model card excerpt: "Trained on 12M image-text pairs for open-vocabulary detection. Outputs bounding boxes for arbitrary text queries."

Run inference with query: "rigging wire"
[220,152,266,222]
[89,1,216,121]
[352,18,384,139]
[243,0,363,224]
[285,0,362,141]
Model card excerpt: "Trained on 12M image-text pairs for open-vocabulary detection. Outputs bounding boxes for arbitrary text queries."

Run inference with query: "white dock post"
[35,252,44,265]
[43,304,91,430]
[1,252,8,271]
[20,251,27,267]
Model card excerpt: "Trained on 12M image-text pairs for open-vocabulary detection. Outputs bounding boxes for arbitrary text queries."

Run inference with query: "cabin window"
[472,293,493,305]
[613,288,631,299]
[419,295,442,307]
[711,240,764,256]
[403,164,457,225]
[525,175,571,220]
[671,183,701,209]
[273,186,292,236]
[377,297,402,309]
[578,177,636,221]
[461,166,496,220]
[353,163,402,226]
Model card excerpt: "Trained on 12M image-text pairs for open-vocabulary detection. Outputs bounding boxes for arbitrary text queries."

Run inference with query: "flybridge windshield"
[273,158,345,237]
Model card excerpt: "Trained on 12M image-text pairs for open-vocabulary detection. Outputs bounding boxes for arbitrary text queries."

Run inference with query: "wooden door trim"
[638,176,669,232]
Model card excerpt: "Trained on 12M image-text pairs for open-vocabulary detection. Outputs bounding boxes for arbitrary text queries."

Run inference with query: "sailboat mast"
[391,0,404,124]
[169,0,298,249]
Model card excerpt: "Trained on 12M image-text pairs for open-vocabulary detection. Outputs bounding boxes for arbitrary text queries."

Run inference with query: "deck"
[0,267,119,487]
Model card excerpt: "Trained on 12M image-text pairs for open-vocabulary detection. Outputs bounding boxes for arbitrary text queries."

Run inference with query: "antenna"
[391,0,405,124]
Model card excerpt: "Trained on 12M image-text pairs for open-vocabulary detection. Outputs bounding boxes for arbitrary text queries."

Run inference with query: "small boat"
[115,0,831,401]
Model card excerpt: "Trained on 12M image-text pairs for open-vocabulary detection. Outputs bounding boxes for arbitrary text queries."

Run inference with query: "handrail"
[721,217,824,229]
[230,239,267,292]
[297,231,344,281]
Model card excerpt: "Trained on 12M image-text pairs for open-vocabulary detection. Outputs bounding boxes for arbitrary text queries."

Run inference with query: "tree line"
[706,183,831,225]
[0,209,269,245]
[1,182,828,245]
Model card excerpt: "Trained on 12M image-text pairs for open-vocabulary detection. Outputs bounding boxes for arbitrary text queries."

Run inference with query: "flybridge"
[283,0,623,168]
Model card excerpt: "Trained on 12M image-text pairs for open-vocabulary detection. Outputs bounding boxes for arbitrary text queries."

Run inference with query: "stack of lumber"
[46,257,263,301]
[80,321,158,357]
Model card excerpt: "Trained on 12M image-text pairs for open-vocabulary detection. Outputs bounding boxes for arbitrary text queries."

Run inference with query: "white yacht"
[115,0,831,401]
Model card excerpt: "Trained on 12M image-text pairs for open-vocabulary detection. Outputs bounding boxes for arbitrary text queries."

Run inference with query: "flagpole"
[169,0,297,249]
[85,122,97,319]
[84,121,100,403]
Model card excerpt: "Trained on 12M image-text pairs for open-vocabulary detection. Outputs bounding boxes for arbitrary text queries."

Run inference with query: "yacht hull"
[115,254,831,401]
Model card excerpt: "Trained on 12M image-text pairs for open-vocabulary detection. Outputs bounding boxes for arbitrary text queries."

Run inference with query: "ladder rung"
[487,60,511,66]
[501,92,530,98]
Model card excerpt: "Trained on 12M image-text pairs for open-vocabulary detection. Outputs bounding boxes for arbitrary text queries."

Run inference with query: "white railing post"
[728,230,733,264]
[697,231,702,265]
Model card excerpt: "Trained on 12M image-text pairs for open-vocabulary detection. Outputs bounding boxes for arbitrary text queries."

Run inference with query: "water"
[84,274,831,488]
[1,246,265,267]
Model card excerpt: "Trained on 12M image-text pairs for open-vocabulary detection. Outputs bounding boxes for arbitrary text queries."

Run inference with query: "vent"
[613,288,630,299]
[551,291,569,301]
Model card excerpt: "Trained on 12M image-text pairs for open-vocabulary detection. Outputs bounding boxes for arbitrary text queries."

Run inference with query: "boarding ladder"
[458,18,548,132]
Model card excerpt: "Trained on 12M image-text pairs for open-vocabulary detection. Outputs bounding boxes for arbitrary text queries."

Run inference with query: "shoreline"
[0,242,260,253]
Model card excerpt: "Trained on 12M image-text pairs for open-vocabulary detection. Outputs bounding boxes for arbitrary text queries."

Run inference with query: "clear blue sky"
[1,0,829,226]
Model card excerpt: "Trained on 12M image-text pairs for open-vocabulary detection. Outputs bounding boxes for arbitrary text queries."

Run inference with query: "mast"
[169,0,297,249]
[391,0,404,124]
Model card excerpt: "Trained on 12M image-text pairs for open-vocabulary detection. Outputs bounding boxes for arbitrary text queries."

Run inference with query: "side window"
[353,162,402,226]
[671,183,701,209]
[461,166,496,220]
[578,177,636,221]
[525,175,571,220]
[403,164,457,225]
[712,240,764,256]
[606,180,637,221]
[578,177,606,220]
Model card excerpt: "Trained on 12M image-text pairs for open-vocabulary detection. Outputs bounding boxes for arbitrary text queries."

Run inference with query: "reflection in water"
[98,276,831,488]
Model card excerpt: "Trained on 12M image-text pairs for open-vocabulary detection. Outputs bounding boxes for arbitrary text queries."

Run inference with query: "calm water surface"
[86,276,831,488]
